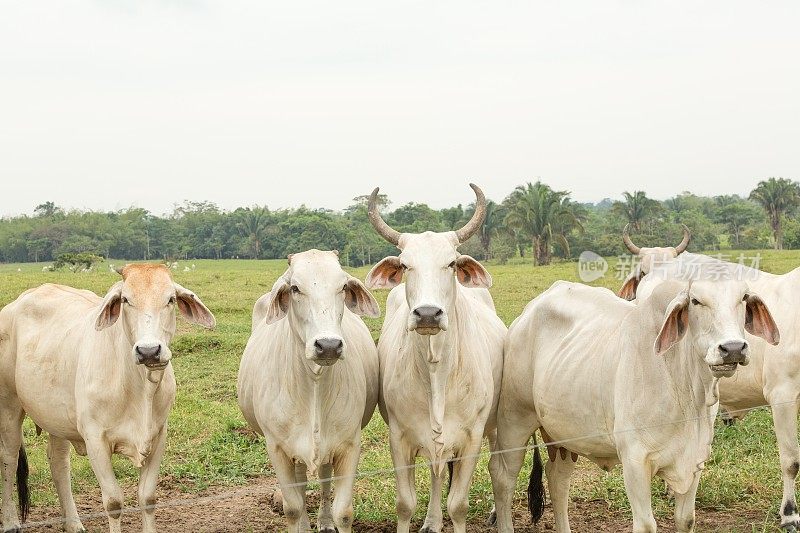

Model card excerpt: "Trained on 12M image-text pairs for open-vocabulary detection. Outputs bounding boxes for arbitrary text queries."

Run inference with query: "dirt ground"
[21,477,773,532]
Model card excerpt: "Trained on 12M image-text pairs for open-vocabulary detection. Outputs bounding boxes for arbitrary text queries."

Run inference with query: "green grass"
[0,250,797,525]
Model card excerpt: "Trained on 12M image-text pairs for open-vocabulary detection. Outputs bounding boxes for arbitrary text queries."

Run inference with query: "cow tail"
[445,459,454,497]
[17,446,30,522]
[527,443,545,524]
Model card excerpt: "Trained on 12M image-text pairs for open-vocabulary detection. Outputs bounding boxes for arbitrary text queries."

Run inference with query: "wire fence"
[16,398,795,530]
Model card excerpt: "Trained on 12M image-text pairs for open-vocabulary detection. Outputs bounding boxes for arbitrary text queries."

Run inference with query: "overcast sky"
[1,1,798,216]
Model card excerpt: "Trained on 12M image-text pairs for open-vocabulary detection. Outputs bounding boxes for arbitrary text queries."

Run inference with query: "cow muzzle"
[135,342,169,369]
[411,305,446,335]
[311,337,344,366]
[710,340,749,377]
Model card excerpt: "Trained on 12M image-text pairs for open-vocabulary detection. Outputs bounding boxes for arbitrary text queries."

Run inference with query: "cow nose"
[314,338,344,359]
[719,341,748,362]
[413,306,444,326]
[135,344,162,363]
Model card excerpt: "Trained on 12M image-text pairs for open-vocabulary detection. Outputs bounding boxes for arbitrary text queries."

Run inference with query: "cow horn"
[622,224,641,255]
[455,183,487,243]
[115,266,125,276]
[367,187,401,246]
[674,224,691,254]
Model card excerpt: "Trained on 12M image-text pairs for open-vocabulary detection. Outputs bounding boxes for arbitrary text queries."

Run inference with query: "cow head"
[618,224,690,300]
[262,250,379,368]
[95,263,215,369]
[365,184,491,335]
[653,280,780,377]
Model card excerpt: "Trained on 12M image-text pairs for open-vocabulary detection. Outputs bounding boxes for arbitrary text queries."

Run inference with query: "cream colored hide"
[631,251,800,530]
[237,250,380,533]
[366,184,505,533]
[491,279,779,533]
[0,264,215,533]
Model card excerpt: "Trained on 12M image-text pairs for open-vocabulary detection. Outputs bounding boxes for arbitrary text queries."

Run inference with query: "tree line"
[2,177,798,267]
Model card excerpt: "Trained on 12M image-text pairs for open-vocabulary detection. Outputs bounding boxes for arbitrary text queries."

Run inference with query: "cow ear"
[455,255,492,288]
[618,268,643,301]
[366,257,404,289]
[264,281,292,324]
[95,281,124,331]
[745,294,780,345]
[174,283,216,329]
[654,292,690,356]
[345,277,380,318]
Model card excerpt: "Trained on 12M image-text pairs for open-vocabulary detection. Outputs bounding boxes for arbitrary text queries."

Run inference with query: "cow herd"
[0,184,798,533]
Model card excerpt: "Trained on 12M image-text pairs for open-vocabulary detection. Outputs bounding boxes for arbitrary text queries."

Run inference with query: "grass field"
[0,250,797,530]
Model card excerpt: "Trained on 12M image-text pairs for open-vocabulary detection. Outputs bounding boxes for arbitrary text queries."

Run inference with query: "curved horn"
[622,224,641,255]
[367,187,401,246]
[455,183,487,243]
[674,224,691,254]
[115,266,125,276]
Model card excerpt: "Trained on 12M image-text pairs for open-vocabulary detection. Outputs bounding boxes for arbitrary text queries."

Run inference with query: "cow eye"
[168,296,176,305]
[121,296,129,305]
[448,260,456,269]
[290,285,300,294]
[342,284,348,292]
[691,298,703,306]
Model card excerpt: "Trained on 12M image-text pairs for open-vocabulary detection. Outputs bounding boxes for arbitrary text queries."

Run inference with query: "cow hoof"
[780,521,800,532]
[487,509,497,526]
[3,527,23,533]
[419,527,441,533]
[318,527,337,533]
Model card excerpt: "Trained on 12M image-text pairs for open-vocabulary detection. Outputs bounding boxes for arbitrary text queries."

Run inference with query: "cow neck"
[282,314,340,476]
[409,296,461,476]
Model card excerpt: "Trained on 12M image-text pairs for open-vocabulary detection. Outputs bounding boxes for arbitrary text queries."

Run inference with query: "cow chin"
[709,363,738,378]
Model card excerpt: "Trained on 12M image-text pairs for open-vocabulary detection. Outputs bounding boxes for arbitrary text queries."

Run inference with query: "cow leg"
[138,426,167,533]
[47,436,86,533]
[485,429,498,527]
[330,446,360,533]
[446,437,482,533]
[769,391,800,530]
[489,415,536,533]
[389,432,417,533]
[547,451,577,533]
[672,474,699,532]
[293,462,311,532]
[620,454,656,533]
[0,404,24,533]
[317,463,335,533]
[270,446,305,533]
[420,462,444,533]
[85,438,125,533]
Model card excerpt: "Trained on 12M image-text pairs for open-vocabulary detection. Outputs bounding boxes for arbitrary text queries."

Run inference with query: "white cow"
[623,230,800,530]
[618,224,692,300]
[365,184,505,533]
[0,263,215,533]
[238,249,380,533]
[491,279,780,533]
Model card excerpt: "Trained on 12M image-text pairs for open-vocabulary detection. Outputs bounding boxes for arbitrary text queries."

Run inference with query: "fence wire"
[15,397,795,530]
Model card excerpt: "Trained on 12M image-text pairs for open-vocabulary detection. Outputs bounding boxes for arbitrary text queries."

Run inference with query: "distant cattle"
[491,279,779,533]
[238,249,380,533]
[0,264,215,533]
[366,184,506,533]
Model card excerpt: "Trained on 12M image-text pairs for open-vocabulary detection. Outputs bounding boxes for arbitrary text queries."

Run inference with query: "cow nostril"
[135,345,161,358]
[719,341,747,356]
[414,306,444,321]
[314,339,343,356]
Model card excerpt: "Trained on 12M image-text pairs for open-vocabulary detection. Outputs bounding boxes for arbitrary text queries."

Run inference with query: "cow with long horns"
[365,184,506,533]
[618,224,697,299]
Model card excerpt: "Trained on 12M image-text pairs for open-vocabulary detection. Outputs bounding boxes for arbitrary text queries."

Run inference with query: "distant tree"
[611,191,662,232]
[235,207,271,258]
[714,197,762,247]
[34,201,62,218]
[503,181,584,265]
[749,177,800,249]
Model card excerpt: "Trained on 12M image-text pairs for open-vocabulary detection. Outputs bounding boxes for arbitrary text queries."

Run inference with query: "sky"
[1,1,798,216]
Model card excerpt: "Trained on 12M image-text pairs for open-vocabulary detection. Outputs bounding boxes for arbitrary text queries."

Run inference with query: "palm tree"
[611,191,662,232]
[750,177,800,250]
[503,181,584,265]
[235,207,270,258]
